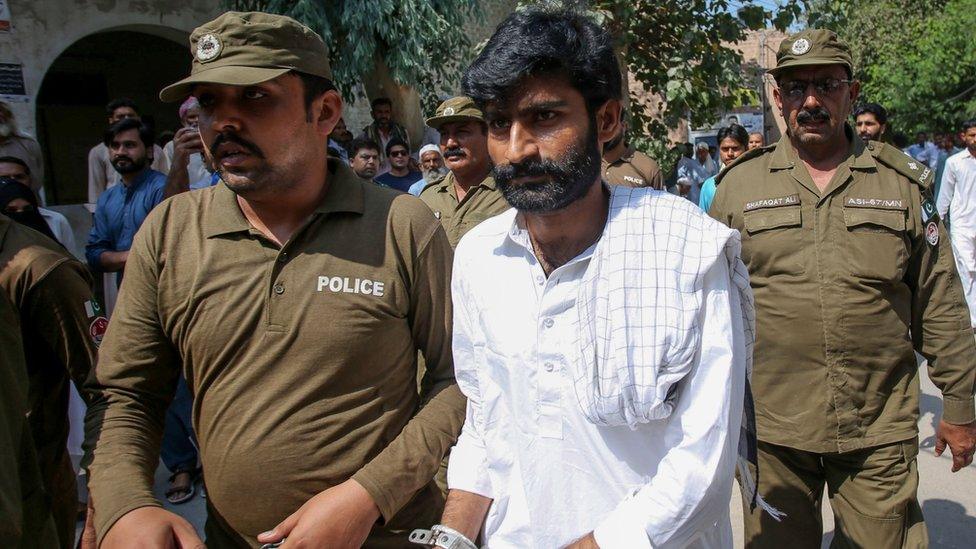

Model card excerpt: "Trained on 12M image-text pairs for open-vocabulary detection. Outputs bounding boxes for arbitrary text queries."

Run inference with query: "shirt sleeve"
[445,252,493,498]
[351,222,466,522]
[85,194,115,271]
[593,257,744,548]
[88,146,106,205]
[82,217,181,543]
[907,184,976,425]
[937,158,956,219]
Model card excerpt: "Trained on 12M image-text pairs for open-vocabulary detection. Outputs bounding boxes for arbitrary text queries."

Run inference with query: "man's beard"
[111,155,148,174]
[423,166,448,181]
[493,123,602,214]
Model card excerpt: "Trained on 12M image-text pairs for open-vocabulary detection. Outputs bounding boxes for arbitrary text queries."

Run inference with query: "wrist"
[409,524,478,549]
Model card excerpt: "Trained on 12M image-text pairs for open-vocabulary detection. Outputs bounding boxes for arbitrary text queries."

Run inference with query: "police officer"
[83,12,463,548]
[419,96,509,248]
[710,29,976,548]
[0,212,98,548]
[602,112,663,190]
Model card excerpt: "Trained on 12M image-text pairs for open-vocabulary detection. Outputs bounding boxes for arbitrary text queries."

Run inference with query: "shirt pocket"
[842,206,909,282]
[742,205,806,276]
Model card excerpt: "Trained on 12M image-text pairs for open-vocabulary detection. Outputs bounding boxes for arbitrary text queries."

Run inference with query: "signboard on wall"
[0,1,11,33]
[0,63,28,102]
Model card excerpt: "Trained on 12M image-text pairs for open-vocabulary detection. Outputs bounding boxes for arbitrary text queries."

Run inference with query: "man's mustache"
[493,158,562,186]
[210,133,265,160]
[797,108,830,124]
[112,156,132,163]
[443,146,466,159]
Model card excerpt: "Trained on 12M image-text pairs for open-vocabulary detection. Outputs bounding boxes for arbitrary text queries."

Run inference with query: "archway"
[36,29,189,204]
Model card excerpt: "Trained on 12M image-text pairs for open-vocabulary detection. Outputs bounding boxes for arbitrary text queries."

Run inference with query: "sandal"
[165,468,197,504]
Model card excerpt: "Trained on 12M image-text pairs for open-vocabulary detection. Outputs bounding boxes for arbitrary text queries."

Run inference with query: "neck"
[969,145,976,156]
[390,165,409,177]
[453,164,490,191]
[603,142,626,163]
[121,167,147,186]
[524,179,608,275]
[236,160,330,247]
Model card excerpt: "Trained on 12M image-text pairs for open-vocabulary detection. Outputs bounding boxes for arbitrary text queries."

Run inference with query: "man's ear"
[596,99,622,148]
[315,90,344,137]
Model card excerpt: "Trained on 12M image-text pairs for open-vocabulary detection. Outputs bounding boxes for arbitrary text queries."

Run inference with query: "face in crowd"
[719,136,745,166]
[439,120,490,178]
[388,143,410,171]
[963,125,976,151]
[420,149,446,180]
[484,75,618,213]
[193,73,342,196]
[372,102,393,129]
[855,111,884,142]
[351,147,379,179]
[108,128,150,174]
[109,105,139,125]
[774,65,859,149]
[330,117,353,144]
[0,160,31,188]
[748,133,764,150]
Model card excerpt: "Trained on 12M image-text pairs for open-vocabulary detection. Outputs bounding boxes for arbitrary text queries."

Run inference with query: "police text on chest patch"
[317,276,385,297]
[744,194,800,212]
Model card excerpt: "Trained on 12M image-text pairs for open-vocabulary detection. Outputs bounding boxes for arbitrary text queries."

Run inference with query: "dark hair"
[385,137,408,156]
[103,117,155,149]
[106,98,139,116]
[0,156,29,175]
[349,137,380,157]
[853,103,888,125]
[717,124,750,148]
[462,7,621,116]
[290,71,336,116]
[371,97,393,110]
[963,119,976,132]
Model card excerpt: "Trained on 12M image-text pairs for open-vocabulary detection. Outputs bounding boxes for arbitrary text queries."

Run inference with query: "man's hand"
[935,419,976,472]
[98,250,129,272]
[256,479,380,549]
[78,499,97,549]
[170,127,204,167]
[564,532,600,549]
[101,506,204,548]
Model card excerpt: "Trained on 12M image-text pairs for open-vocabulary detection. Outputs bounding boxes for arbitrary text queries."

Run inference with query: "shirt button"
[536,275,544,285]
[278,252,289,263]
[543,318,554,328]
[544,362,554,372]
[273,283,285,295]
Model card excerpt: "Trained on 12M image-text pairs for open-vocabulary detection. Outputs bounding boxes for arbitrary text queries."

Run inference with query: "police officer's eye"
[783,78,851,98]
[196,94,215,109]
[488,119,511,131]
[243,89,267,100]
[536,111,557,122]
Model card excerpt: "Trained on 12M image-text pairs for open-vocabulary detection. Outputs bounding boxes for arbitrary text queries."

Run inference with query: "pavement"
[78,362,976,547]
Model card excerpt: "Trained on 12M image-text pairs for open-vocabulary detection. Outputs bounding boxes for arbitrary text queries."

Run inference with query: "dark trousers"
[160,376,198,473]
[742,439,928,549]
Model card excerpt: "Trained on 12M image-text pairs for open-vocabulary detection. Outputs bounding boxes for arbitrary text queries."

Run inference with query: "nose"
[801,89,823,110]
[206,97,243,135]
[504,122,538,166]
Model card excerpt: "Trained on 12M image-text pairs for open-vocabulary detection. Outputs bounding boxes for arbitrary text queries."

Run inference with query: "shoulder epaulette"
[715,143,774,186]
[868,140,936,190]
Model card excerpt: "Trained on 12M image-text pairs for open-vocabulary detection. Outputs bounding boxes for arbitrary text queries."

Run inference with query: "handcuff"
[409,525,479,549]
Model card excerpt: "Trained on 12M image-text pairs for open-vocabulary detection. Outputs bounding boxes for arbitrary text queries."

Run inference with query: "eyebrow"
[487,99,570,119]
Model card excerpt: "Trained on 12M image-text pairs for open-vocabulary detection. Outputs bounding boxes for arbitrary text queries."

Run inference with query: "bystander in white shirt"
[38,207,78,258]
[937,147,976,326]
[448,190,748,548]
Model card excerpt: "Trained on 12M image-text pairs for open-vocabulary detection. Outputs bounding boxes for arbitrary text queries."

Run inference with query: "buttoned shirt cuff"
[445,442,493,499]
[942,396,976,425]
[592,495,652,549]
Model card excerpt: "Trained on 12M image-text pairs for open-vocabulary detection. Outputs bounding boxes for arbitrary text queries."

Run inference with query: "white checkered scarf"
[575,186,782,519]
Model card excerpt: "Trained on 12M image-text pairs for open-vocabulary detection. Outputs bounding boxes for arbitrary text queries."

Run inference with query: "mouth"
[216,143,252,167]
[511,175,548,186]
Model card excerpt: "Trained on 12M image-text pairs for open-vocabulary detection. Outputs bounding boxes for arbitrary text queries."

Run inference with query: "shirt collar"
[203,157,365,238]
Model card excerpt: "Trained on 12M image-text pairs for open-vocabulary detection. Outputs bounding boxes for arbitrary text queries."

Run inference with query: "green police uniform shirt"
[602,146,664,190]
[710,127,976,453]
[84,159,464,545]
[419,171,510,249]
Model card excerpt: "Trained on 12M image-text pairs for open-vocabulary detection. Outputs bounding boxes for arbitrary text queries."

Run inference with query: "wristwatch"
[409,525,479,549]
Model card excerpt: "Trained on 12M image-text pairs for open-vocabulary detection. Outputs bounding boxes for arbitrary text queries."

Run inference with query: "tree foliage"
[807,0,976,134]
[224,0,480,109]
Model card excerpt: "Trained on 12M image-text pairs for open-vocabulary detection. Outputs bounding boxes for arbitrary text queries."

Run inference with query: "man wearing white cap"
[409,144,448,196]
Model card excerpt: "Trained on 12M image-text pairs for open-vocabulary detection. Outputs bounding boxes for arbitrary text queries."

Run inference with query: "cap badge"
[442,107,456,116]
[791,38,811,55]
[196,33,222,63]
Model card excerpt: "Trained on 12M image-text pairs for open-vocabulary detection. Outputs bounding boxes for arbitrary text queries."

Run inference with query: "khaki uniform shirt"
[710,133,976,453]
[84,159,464,546]
[0,293,60,548]
[0,216,97,547]
[602,146,664,190]
[419,171,510,249]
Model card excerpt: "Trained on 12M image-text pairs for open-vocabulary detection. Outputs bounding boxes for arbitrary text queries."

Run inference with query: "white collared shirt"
[938,148,976,230]
[448,208,743,549]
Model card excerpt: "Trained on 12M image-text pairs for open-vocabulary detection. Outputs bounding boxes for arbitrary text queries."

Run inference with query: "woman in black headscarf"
[0,176,59,243]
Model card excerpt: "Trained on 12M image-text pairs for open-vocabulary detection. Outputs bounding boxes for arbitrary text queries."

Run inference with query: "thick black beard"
[111,156,148,174]
[493,124,602,214]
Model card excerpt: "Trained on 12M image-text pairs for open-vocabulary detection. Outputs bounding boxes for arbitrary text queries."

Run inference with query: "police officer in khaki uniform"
[710,29,976,548]
[83,12,463,549]
[419,96,509,248]
[0,213,98,549]
[602,112,663,189]
[0,292,60,548]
